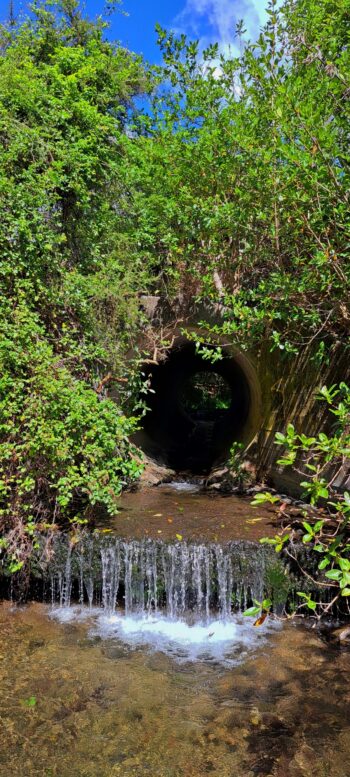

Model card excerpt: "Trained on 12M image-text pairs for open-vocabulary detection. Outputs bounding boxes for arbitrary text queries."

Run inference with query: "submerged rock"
[330,625,350,644]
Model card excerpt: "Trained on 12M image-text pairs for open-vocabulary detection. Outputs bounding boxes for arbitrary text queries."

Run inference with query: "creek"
[1,484,350,776]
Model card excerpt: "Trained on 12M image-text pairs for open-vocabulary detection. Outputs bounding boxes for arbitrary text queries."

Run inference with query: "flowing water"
[1,486,350,776]
[48,535,270,617]
[92,484,279,542]
[1,602,350,777]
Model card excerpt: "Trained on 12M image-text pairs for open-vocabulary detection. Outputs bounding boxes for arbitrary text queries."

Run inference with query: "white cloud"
[175,0,268,50]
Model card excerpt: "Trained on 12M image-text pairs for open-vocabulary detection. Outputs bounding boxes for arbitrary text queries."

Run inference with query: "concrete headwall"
[135,297,350,493]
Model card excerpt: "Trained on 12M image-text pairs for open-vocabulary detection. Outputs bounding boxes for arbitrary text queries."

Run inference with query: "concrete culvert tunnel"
[136,340,261,474]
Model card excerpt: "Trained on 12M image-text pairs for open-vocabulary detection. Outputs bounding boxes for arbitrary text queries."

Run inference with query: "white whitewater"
[51,605,280,664]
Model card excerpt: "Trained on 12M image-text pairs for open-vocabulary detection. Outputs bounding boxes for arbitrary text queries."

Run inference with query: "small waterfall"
[47,535,271,621]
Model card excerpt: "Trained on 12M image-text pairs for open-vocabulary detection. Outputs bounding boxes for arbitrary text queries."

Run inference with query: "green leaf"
[325,569,342,581]
[314,521,325,533]
[22,696,37,708]
[297,592,317,610]
[302,522,314,534]
[306,599,317,611]
[302,534,313,544]
[275,432,286,444]
[318,557,330,570]
[243,606,261,617]
[319,487,329,499]
[251,492,279,506]
[276,454,296,467]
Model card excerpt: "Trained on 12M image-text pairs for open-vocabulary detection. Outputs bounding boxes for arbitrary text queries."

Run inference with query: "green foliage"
[0,1,150,572]
[21,696,37,708]
[256,384,350,617]
[226,441,255,489]
[194,343,223,364]
[0,297,143,572]
[243,598,272,620]
[260,533,290,554]
[251,492,280,506]
[132,0,350,355]
[264,559,291,606]
[296,592,318,612]
[181,372,231,413]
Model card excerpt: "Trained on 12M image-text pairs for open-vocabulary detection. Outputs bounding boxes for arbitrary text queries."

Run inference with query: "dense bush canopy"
[0,0,149,570]
[132,0,350,356]
[0,0,349,572]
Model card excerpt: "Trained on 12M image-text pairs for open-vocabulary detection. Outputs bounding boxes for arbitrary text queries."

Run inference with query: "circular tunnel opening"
[136,340,259,475]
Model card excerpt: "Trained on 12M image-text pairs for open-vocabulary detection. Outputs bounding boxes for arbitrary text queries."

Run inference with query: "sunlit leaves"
[136,0,350,354]
[256,384,350,617]
[251,492,280,506]
[0,3,149,574]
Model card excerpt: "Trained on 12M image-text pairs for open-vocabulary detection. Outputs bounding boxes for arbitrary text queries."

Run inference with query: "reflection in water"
[1,601,350,777]
[97,485,279,542]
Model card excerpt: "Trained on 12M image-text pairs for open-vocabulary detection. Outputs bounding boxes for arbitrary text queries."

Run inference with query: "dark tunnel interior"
[136,341,252,474]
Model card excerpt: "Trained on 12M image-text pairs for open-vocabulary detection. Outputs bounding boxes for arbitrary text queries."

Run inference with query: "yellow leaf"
[176,533,183,541]
[253,613,268,627]
[250,713,261,726]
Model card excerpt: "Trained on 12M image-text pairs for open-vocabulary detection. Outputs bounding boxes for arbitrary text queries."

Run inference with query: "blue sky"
[2,1,268,62]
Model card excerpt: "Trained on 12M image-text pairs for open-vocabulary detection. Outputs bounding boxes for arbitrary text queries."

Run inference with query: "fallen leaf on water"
[208,632,215,638]
[176,533,183,541]
[250,712,261,726]
[167,518,173,524]
[246,518,263,525]
[253,613,268,627]
[153,513,162,517]
[157,530,162,534]
[221,524,225,528]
